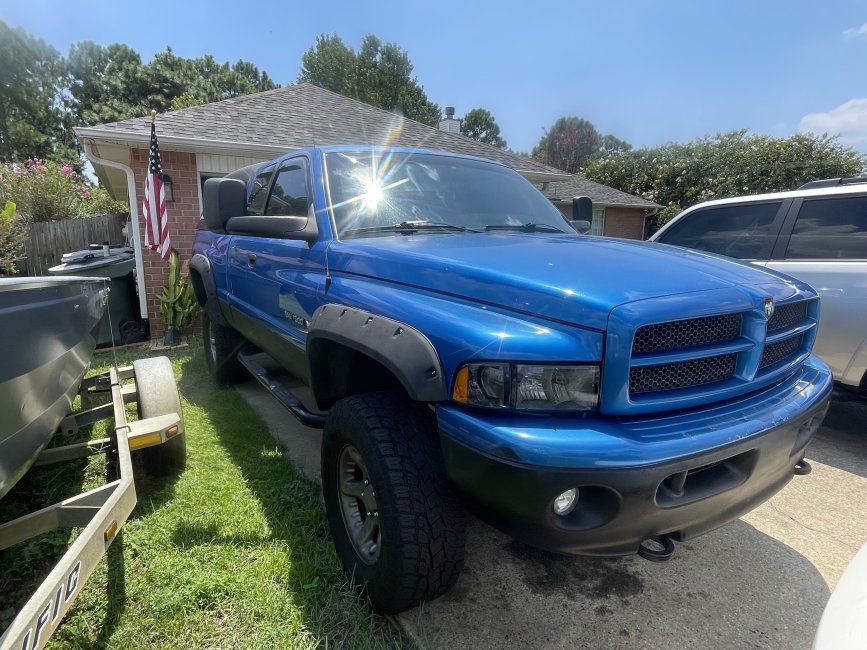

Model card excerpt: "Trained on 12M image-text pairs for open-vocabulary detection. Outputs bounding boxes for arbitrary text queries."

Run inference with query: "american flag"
[143,121,171,261]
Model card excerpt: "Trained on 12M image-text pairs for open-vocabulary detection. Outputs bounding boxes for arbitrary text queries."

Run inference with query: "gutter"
[74,127,296,159]
[81,141,148,322]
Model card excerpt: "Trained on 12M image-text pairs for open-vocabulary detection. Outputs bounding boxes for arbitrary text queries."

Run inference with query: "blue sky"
[4,0,867,153]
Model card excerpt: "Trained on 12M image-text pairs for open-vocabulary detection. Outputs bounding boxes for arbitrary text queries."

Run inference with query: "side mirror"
[570,220,592,234]
[225,215,318,242]
[203,178,246,232]
[571,196,593,235]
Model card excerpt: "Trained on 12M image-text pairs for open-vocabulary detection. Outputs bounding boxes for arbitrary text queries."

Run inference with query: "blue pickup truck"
[190,145,833,613]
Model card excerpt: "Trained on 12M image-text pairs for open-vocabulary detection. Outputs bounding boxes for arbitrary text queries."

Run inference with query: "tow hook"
[794,458,812,476]
[638,535,676,562]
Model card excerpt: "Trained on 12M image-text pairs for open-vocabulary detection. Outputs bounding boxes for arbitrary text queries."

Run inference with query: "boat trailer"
[0,357,184,650]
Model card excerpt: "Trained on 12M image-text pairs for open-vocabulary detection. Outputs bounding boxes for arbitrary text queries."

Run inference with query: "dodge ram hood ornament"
[764,297,775,319]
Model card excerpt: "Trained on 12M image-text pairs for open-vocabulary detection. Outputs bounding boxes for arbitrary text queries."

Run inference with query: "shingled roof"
[540,175,659,209]
[77,83,655,208]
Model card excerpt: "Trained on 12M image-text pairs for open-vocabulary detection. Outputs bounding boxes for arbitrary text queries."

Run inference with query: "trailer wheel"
[203,313,246,384]
[322,391,466,614]
[133,356,186,476]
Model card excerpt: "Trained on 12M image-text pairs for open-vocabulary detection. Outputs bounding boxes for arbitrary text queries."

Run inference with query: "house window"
[590,207,605,236]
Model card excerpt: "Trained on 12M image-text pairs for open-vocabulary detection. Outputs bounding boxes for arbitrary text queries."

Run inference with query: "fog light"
[553,488,579,516]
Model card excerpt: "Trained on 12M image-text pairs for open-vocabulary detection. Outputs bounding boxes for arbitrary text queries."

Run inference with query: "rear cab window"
[657,201,784,259]
[247,164,275,215]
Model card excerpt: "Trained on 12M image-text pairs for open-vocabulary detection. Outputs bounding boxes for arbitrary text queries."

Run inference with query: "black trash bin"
[49,252,138,347]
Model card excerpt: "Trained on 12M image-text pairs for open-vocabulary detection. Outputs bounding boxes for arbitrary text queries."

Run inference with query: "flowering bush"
[0,159,128,223]
[0,201,25,276]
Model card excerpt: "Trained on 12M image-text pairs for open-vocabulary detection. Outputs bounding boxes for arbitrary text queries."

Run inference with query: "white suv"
[651,177,867,392]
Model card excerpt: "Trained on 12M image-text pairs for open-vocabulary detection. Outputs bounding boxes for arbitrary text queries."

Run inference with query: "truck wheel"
[203,313,246,384]
[322,391,466,614]
[133,356,186,476]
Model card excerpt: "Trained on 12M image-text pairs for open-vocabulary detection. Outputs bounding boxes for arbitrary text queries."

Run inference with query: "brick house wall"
[554,204,648,240]
[130,148,202,339]
[602,208,647,240]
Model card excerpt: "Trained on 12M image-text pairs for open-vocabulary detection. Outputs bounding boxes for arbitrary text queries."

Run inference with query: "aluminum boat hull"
[0,277,108,498]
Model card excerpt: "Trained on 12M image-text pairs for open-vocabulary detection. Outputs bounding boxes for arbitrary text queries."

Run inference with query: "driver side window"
[265,163,309,217]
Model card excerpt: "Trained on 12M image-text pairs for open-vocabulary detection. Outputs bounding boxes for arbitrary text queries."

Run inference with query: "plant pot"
[163,327,182,347]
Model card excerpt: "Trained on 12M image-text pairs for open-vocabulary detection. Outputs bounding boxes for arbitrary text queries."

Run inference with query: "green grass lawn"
[0,346,406,649]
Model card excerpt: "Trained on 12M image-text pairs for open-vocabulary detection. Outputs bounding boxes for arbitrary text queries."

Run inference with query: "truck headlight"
[515,365,599,411]
[452,363,599,411]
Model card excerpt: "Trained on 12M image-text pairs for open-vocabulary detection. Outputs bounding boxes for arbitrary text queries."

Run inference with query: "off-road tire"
[133,356,186,476]
[203,313,246,384]
[322,391,466,614]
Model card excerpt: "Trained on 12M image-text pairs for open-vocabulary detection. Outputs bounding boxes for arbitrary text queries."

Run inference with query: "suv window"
[659,201,782,259]
[247,165,275,216]
[785,196,867,260]
[265,163,309,217]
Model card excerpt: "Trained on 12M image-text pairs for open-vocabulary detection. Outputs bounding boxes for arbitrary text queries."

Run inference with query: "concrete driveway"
[237,374,867,650]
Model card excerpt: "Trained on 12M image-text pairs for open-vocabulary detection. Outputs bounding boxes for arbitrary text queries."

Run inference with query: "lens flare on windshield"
[362,176,384,210]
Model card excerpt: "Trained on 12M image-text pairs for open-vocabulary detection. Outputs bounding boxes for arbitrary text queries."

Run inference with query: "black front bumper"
[440,396,831,556]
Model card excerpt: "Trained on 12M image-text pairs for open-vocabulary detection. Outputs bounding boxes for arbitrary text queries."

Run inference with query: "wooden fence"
[23,214,126,276]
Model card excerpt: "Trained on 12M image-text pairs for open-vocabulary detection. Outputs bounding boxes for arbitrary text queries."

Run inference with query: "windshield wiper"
[484,223,567,233]
[345,221,480,236]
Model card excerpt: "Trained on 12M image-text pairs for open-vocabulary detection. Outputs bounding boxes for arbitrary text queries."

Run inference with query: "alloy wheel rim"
[337,444,381,564]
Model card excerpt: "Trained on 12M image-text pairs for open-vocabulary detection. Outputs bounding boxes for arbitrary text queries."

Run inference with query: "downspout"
[642,207,660,241]
[82,141,149,322]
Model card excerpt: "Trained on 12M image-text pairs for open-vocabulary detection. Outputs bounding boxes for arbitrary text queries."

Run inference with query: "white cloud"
[843,22,867,38]
[799,98,867,148]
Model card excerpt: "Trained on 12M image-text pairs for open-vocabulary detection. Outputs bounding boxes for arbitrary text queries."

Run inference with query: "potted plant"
[158,249,199,346]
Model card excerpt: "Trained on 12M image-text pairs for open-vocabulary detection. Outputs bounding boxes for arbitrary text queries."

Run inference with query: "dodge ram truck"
[190,145,833,613]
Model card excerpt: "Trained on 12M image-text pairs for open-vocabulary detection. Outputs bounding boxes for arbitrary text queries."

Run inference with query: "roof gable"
[77,83,656,208]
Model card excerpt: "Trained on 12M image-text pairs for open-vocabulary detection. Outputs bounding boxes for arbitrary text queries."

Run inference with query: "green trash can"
[49,253,138,347]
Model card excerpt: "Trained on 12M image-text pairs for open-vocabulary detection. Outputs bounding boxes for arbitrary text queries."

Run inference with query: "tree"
[601,134,632,155]
[299,34,441,127]
[532,117,603,172]
[582,130,867,231]
[171,92,205,111]
[461,108,507,148]
[66,43,278,126]
[0,21,69,162]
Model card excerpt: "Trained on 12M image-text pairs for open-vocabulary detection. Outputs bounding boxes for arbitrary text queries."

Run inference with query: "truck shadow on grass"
[173,353,401,648]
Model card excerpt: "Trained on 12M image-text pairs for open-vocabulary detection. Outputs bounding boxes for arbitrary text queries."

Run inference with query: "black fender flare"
[307,304,447,403]
[189,253,229,327]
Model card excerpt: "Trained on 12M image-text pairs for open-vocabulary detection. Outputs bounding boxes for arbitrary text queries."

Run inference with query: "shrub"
[0,201,25,276]
[0,159,128,223]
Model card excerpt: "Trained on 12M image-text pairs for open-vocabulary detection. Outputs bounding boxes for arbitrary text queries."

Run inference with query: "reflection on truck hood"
[327,233,805,330]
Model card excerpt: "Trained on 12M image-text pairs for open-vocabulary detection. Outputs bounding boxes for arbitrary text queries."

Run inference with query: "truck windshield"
[324,151,572,238]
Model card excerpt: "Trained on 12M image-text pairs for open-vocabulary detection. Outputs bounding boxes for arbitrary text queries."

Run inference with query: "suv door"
[227,156,325,382]
[766,194,867,385]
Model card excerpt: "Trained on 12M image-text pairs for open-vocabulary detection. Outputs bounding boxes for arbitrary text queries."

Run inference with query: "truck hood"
[327,234,806,330]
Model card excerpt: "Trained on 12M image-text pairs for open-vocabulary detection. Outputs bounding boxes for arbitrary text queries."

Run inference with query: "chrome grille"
[768,301,807,332]
[632,314,742,354]
[760,334,804,369]
[629,354,737,394]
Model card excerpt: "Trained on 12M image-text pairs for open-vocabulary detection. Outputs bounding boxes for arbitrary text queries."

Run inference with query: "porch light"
[160,173,175,202]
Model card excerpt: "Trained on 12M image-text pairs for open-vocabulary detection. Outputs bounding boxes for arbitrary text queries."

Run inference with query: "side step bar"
[237,352,327,429]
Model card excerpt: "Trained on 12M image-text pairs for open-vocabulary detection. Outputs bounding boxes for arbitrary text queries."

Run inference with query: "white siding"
[196,153,270,174]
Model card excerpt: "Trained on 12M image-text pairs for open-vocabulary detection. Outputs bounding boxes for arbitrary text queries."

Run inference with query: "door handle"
[248,253,257,266]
